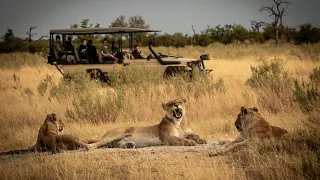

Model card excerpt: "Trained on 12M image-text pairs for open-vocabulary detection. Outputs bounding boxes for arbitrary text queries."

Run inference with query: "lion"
[1,113,92,155]
[223,106,288,153]
[88,99,207,150]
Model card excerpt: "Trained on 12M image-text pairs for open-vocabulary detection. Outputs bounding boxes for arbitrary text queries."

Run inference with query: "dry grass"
[0,43,320,180]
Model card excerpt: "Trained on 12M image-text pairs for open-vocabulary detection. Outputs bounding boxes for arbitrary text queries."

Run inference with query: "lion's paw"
[185,140,197,146]
[197,139,207,144]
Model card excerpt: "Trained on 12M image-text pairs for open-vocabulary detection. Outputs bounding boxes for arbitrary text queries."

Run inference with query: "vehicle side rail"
[53,63,70,80]
[148,42,181,65]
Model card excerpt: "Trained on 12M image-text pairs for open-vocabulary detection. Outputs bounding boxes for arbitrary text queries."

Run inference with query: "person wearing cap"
[53,35,63,60]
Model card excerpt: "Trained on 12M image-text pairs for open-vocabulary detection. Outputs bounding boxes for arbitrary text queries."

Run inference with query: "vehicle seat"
[97,49,103,63]
[74,47,80,63]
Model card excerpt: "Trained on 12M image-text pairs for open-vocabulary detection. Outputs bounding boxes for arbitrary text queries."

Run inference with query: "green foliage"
[246,59,294,112]
[193,24,250,46]
[110,15,128,27]
[248,31,265,43]
[0,28,49,54]
[262,24,276,41]
[70,19,102,47]
[294,67,320,113]
[246,59,292,92]
[295,23,320,44]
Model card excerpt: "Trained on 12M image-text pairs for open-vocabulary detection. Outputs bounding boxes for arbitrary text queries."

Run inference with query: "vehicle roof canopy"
[50,27,161,35]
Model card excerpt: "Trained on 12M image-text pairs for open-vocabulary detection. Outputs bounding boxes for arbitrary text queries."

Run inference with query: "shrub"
[294,67,320,113]
[37,74,54,97]
[246,59,294,112]
[0,53,44,69]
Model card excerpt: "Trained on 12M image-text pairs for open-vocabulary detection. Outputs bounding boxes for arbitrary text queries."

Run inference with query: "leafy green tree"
[262,23,276,41]
[128,15,149,29]
[110,15,128,27]
[70,19,101,47]
[295,23,320,44]
[0,28,26,53]
[232,24,249,43]
[2,28,14,42]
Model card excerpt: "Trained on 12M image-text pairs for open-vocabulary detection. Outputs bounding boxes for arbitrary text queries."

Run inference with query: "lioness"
[34,113,92,153]
[1,113,91,155]
[88,99,207,149]
[224,106,288,153]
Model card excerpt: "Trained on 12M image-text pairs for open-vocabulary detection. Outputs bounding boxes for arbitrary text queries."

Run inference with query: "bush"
[0,53,44,69]
[294,67,320,113]
[246,59,294,112]
[37,74,54,96]
[47,65,225,124]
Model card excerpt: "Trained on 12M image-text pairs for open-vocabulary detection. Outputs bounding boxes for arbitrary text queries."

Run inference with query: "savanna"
[0,43,320,180]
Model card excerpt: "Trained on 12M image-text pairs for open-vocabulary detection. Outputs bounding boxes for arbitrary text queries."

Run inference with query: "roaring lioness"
[88,99,207,149]
[224,106,288,153]
[1,113,91,155]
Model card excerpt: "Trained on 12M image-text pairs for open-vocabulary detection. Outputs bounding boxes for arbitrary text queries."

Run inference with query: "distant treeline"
[1,16,320,54]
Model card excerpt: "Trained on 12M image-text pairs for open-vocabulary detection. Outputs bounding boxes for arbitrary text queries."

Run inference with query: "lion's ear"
[241,107,247,114]
[46,114,51,121]
[252,107,258,112]
[161,103,167,110]
[48,113,57,122]
[181,98,187,103]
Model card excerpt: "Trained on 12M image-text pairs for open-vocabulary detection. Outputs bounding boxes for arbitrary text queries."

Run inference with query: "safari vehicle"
[47,27,212,82]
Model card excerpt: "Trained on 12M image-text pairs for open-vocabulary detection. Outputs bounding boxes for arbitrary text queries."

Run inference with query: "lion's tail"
[85,139,98,144]
[0,148,37,156]
[87,133,132,150]
[271,126,288,137]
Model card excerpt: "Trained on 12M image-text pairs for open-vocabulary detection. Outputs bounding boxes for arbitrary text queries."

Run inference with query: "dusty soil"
[0,139,229,161]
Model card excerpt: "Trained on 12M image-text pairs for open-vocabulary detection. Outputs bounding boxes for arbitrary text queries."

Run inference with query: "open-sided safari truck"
[47,27,212,82]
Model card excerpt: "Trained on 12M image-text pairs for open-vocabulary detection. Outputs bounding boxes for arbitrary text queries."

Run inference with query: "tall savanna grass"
[0,42,320,180]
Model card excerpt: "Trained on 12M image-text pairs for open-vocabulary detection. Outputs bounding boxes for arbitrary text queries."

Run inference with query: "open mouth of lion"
[173,108,183,118]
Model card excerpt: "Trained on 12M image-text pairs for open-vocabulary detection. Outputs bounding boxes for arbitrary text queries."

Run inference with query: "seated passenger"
[100,39,117,63]
[53,35,63,60]
[62,37,76,63]
[131,44,146,59]
[111,41,120,58]
[87,40,98,64]
[78,39,88,63]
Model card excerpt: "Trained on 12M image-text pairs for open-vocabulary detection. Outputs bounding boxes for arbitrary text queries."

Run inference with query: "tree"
[110,15,128,27]
[2,28,14,42]
[296,23,320,44]
[26,26,37,42]
[128,15,149,29]
[259,0,291,45]
[250,20,266,32]
[70,19,101,46]
[0,28,25,53]
[232,24,249,43]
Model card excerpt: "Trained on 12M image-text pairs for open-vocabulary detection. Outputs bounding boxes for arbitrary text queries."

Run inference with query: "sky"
[0,0,319,39]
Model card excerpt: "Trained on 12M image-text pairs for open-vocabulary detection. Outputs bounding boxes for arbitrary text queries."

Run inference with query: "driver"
[131,44,146,59]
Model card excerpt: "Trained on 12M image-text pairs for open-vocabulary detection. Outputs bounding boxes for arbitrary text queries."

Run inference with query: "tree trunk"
[275,27,279,46]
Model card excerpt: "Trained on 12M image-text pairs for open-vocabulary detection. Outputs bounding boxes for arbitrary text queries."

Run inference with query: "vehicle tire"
[164,67,189,79]
[164,67,175,78]
[86,69,110,84]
